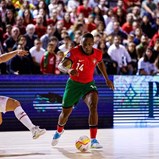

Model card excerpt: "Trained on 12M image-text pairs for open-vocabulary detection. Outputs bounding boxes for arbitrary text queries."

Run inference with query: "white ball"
[75,135,90,152]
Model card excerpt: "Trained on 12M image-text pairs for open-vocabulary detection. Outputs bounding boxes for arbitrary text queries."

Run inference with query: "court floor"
[0,128,159,159]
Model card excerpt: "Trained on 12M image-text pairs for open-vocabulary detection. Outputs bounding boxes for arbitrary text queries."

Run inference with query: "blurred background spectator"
[137,47,158,75]
[0,0,158,75]
[29,38,45,74]
[40,42,57,74]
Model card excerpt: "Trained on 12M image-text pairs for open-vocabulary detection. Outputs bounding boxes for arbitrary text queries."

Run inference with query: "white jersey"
[29,46,45,64]
[0,96,9,113]
[137,57,157,75]
[108,44,132,68]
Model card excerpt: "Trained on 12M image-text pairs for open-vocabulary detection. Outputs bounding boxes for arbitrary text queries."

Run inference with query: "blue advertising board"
[114,76,159,127]
[0,75,113,131]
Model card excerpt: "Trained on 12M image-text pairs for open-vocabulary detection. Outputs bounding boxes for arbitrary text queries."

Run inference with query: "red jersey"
[123,0,140,9]
[35,25,47,38]
[66,46,102,83]
[77,6,92,18]
[40,52,56,74]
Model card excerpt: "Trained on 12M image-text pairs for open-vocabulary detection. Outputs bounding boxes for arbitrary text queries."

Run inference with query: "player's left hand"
[106,79,114,90]
[17,50,28,56]
[68,69,79,76]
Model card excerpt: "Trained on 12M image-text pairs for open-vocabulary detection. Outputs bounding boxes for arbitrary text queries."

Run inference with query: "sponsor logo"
[78,60,84,62]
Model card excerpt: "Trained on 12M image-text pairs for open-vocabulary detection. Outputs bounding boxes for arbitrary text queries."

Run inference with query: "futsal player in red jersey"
[52,33,114,148]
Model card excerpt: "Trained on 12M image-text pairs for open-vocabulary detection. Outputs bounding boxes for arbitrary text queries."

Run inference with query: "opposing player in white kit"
[0,50,46,139]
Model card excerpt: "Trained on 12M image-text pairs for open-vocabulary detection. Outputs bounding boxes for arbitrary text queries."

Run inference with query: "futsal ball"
[75,135,90,152]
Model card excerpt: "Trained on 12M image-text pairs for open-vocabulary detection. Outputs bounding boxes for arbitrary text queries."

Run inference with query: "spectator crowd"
[0,0,158,75]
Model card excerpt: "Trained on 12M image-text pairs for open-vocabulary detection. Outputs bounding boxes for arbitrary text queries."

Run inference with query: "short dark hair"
[47,42,55,47]
[82,33,94,39]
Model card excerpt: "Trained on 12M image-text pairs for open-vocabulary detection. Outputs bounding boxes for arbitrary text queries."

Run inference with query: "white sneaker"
[51,130,64,146]
[91,139,103,149]
[31,126,46,139]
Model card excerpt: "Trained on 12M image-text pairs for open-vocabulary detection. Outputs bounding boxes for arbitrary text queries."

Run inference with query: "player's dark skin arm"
[97,61,114,90]
[59,58,114,89]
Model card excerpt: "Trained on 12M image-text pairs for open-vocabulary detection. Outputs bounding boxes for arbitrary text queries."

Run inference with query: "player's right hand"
[68,69,79,76]
[106,79,114,90]
[17,50,28,56]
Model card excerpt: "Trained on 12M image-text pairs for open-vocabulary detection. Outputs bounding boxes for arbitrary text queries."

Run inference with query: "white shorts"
[0,96,9,113]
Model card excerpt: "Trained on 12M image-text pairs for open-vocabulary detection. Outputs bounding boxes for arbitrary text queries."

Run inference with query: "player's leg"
[56,107,73,135]
[6,97,46,139]
[84,91,103,149]
[0,96,9,126]
[52,78,81,146]
[0,112,2,125]
[52,107,73,146]
[58,107,73,126]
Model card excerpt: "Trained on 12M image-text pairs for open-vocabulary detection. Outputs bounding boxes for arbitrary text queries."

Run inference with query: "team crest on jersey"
[66,52,71,58]
[93,58,97,64]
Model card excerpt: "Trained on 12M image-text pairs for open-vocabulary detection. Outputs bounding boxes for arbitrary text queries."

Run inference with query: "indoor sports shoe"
[91,139,103,149]
[51,130,64,146]
[31,126,46,139]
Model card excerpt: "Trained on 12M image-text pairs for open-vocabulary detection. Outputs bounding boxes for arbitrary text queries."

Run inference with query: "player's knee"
[6,98,21,112]
[61,108,72,119]
[89,103,97,112]
[0,118,2,125]
[61,111,70,119]
[12,99,21,109]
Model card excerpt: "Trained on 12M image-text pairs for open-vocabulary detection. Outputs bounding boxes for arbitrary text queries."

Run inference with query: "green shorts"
[62,78,98,108]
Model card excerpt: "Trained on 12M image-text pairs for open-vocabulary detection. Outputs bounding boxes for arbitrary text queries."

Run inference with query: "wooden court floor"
[0,128,159,159]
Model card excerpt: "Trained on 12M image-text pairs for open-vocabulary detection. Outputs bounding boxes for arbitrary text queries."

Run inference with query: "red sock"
[90,126,97,139]
[57,125,64,133]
